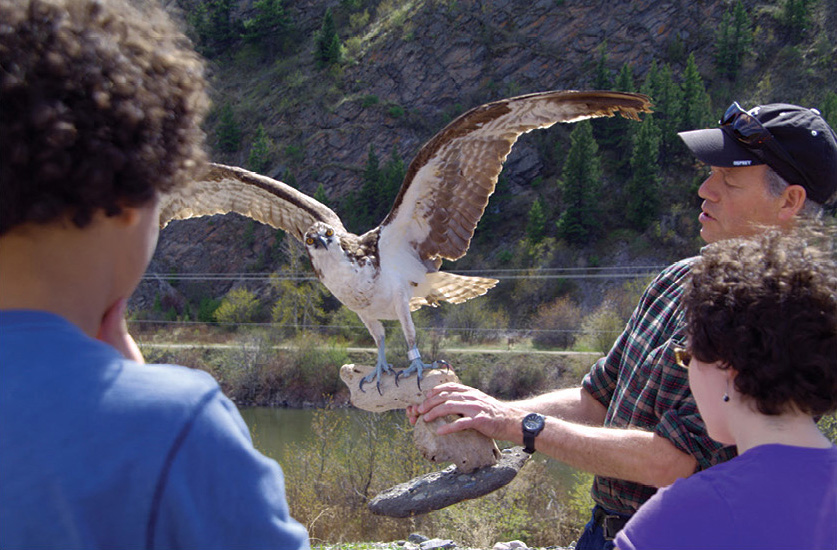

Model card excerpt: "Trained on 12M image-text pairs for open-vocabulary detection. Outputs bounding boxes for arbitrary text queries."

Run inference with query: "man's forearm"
[509,386,608,426]
[415,384,697,488]
[511,388,694,487]
[531,417,697,488]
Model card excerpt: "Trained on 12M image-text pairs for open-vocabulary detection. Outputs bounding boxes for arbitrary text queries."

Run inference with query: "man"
[0,0,309,548]
[409,101,837,549]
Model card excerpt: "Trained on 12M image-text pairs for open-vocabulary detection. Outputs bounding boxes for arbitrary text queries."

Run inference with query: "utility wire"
[142,265,664,282]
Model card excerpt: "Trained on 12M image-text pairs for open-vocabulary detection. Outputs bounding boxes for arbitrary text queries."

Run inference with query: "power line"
[141,265,665,282]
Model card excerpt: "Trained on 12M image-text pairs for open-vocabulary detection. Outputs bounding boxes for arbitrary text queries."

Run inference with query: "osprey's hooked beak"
[314,234,329,249]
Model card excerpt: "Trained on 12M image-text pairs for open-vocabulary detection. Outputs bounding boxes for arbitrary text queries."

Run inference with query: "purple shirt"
[615,443,837,550]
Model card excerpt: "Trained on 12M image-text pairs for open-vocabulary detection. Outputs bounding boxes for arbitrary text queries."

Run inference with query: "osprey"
[159,90,651,393]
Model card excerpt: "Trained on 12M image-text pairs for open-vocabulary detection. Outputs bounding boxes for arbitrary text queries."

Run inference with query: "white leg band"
[407,347,421,361]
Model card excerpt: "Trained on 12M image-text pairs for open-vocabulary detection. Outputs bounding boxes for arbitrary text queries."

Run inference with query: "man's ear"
[778,184,807,221]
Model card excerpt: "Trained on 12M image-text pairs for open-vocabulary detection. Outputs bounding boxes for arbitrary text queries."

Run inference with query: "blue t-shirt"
[615,443,837,550]
[0,310,309,550]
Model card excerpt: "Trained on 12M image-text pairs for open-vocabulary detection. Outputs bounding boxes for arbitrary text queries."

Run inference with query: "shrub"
[532,296,582,349]
[329,306,374,345]
[387,104,405,118]
[578,300,625,354]
[282,335,347,397]
[214,287,262,326]
[444,298,508,345]
[196,297,222,323]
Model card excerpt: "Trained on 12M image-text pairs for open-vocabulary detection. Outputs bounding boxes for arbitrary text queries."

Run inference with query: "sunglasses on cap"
[720,102,813,191]
[673,347,691,369]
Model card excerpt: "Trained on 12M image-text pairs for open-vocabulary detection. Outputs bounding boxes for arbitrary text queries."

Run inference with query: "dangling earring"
[723,381,730,402]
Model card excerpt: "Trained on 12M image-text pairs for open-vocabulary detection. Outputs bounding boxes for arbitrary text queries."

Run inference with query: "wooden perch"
[340,364,500,473]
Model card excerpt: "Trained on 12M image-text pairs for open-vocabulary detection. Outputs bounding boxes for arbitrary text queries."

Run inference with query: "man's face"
[697,164,787,244]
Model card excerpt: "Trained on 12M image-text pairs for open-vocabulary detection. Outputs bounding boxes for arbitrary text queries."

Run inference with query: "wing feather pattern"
[158,163,345,242]
[379,90,652,262]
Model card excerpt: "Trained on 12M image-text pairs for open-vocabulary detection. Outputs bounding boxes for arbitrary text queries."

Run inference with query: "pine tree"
[822,92,837,131]
[216,103,241,153]
[242,0,290,53]
[315,8,342,67]
[355,145,382,229]
[652,63,683,158]
[340,189,363,233]
[715,1,752,80]
[715,9,734,79]
[188,0,239,56]
[730,1,753,69]
[247,124,273,174]
[592,43,612,90]
[526,197,548,245]
[783,0,811,43]
[557,120,602,245]
[640,60,660,99]
[680,53,712,133]
[616,63,635,93]
[379,146,405,221]
[626,116,662,231]
[611,63,638,175]
[591,44,618,147]
[313,183,330,208]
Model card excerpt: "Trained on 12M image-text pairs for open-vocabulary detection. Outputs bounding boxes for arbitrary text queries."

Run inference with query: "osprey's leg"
[358,317,396,395]
[392,304,433,390]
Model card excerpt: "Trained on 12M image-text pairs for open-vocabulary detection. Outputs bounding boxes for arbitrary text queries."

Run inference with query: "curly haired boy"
[0,1,309,547]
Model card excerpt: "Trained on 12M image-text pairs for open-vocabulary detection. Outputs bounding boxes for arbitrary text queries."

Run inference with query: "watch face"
[523,413,544,431]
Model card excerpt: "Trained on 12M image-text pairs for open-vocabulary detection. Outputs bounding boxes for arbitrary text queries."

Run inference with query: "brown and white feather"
[158,163,345,241]
[379,90,651,263]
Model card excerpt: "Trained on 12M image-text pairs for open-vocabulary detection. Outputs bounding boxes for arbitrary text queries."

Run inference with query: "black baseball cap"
[678,103,837,205]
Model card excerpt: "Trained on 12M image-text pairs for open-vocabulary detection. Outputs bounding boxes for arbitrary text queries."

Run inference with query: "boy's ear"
[778,185,807,221]
[112,204,143,227]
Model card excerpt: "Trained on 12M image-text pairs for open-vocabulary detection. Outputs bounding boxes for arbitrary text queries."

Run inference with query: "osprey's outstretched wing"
[378,90,652,262]
[158,163,345,241]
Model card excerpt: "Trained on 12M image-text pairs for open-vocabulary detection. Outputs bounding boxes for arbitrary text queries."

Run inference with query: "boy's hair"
[0,0,209,235]
[685,227,837,417]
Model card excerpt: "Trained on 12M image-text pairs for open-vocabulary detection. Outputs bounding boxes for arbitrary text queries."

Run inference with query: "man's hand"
[407,382,528,444]
[97,298,144,363]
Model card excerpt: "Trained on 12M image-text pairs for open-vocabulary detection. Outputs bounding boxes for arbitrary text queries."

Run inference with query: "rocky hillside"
[136,0,837,314]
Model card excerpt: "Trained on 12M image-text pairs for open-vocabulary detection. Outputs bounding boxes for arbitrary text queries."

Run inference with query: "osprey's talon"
[434,359,452,373]
[358,376,385,396]
[359,361,395,394]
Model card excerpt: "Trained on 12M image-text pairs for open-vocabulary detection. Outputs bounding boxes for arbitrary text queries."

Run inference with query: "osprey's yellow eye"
[306,237,314,245]
[326,228,334,237]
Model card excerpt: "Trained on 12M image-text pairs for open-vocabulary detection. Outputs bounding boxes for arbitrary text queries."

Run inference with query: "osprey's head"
[304,222,337,252]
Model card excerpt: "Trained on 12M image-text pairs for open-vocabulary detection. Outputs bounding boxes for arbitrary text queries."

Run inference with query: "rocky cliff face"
[228,0,724,197]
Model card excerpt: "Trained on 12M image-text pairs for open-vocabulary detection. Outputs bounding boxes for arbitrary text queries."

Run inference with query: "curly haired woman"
[0,1,308,547]
[615,227,837,549]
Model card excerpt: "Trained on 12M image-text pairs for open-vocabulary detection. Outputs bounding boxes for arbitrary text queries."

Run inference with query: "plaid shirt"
[581,257,737,515]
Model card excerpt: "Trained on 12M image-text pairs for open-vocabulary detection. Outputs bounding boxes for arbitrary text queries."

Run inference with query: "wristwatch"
[522,412,546,454]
